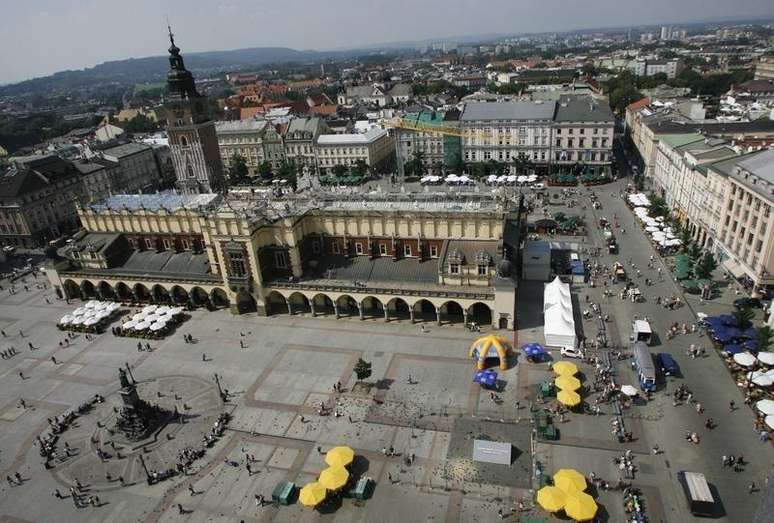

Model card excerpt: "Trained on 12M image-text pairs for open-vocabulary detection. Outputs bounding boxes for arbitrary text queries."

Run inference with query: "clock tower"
[164,28,225,194]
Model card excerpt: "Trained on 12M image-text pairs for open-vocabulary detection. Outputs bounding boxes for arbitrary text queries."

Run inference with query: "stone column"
[288,300,294,315]
[334,302,340,319]
[383,307,389,322]
[358,303,364,321]
[410,308,415,323]
[463,310,469,326]
[288,247,303,279]
[435,306,442,326]
[310,300,317,317]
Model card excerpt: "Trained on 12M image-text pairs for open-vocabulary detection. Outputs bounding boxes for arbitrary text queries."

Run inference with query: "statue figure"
[119,368,131,388]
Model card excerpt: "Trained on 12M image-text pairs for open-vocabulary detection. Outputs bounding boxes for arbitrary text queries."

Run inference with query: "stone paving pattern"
[0,169,773,522]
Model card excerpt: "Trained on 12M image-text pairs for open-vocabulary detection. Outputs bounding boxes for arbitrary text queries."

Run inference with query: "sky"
[1,0,773,84]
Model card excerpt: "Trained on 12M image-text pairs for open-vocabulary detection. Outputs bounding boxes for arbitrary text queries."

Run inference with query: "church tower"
[164,28,225,194]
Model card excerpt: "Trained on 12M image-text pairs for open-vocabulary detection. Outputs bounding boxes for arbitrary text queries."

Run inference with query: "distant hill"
[0,46,342,96]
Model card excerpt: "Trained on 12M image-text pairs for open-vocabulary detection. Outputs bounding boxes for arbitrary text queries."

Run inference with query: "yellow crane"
[383,117,495,140]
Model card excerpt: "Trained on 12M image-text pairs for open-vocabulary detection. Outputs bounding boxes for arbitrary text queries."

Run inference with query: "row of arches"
[264,291,493,326]
[62,279,231,309]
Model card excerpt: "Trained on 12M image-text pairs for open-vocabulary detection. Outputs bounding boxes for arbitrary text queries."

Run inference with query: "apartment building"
[712,149,774,295]
[395,111,448,175]
[458,96,614,168]
[315,127,394,174]
[552,97,615,165]
[460,101,554,165]
[283,117,330,172]
[630,58,684,79]
[216,120,285,177]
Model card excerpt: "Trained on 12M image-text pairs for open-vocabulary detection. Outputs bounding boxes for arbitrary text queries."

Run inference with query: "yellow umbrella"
[564,491,598,521]
[552,361,579,376]
[319,466,349,491]
[536,485,567,513]
[557,389,582,407]
[325,446,355,468]
[299,481,327,507]
[555,375,582,391]
[553,469,587,493]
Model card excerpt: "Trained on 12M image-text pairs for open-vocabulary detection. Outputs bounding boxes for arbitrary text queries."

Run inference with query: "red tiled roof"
[626,97,651,111]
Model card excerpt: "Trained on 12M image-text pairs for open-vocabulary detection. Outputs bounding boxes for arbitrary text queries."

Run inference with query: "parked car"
[560,346,584,359]
[656,352,680,377]
[733,297,763,309]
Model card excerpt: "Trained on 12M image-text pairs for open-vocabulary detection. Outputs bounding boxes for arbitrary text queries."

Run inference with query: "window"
[162,239,172,250]
[187,165,195,178]
[478,265,488,276]
[311,240,321,254]
[274,251,288,269]
[144,238,154,250]
[449,263,460,274]
[404,244,412,257]
[332,242,340,254]
[181,239,190,250]
[430,245,438,257]
[379,243,387,255]
[229,252,246,277]
[355,242,363,255]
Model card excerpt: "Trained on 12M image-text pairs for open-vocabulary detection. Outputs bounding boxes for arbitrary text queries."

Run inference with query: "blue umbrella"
[522,343,546,357]
[744,339,759,351]
[473,369,498,388]
[723,344,745,355]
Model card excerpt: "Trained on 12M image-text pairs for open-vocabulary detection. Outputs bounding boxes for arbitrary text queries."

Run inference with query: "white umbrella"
[122,320,138,330]
[517,175,528,183]
[59,315,73,325]
[84,300,98,309]
[156,306,171,315]
[458,175,471,183]
[133,312,149,321]
[72,308,86,316]
[149,322,167,331]
[135,321,153,330]
[142,305,158,313]
[70,317,84,326]
[506,175,517,183]
[756,399,774,415]
[734,352,757,367]
[766,416,774,430]
[169,307,184,315]
[654,216,665,222]
[758,352,774,366]
[645,226,660,232]
[620,385,639,396]
[753,375,774,387]
[83,317,100,326]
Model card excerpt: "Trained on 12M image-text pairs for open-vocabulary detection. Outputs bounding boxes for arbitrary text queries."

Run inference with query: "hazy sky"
[1,0,773,84]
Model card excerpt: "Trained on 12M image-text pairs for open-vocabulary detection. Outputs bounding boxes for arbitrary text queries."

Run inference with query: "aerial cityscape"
[2,2,774,522]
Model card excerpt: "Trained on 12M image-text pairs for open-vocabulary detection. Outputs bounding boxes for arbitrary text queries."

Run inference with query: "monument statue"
[119,368,131,388]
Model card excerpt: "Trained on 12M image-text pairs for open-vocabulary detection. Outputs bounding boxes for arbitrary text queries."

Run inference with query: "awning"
[723,258,745,279]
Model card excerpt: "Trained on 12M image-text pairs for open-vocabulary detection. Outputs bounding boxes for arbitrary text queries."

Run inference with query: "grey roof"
[286,117,323,138]
[91,191,221,212]
[215,120,268,134]
[73,160,106,176]
[304,254,439,284]
[460,101,556,121]
[69,232,120,254]
[100,142,151,158]
[554,97,614,123]
[649,119,774,136]
[442,240,501,267]
[737,149,774,184]
[388,84,412,97]
[98,250,213,278]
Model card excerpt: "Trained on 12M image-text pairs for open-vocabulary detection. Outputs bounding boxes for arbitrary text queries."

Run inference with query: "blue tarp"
[745,340,759,351]
[474,369,498,389]
[723,344,745,355]
[570,260,585,275]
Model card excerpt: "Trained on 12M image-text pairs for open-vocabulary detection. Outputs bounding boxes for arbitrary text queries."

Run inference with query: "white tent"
[543,277,577,349]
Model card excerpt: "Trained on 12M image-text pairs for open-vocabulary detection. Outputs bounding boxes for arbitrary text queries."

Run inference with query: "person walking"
[730,401,736,411]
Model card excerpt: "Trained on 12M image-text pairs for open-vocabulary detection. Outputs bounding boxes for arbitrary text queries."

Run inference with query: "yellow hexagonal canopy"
[555,375,582,391]
[318,466,349,491]
[299,481,327,507]
[552,361,579,376]
[557,389,582,406]
[553,468,587,493]
[325,446,355,468]
[564,491,598,521]
[469,334,510,370]
[536,485,567,512]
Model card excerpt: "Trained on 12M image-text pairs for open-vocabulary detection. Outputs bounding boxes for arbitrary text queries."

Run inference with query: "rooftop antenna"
[166,15,174,46]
